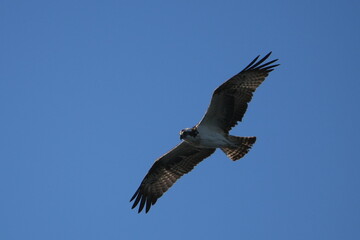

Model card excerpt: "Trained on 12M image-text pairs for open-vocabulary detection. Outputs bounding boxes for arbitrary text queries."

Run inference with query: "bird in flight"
[130,52,279,213]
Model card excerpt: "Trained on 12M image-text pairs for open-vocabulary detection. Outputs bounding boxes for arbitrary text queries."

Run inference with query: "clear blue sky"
[1,0,359,239]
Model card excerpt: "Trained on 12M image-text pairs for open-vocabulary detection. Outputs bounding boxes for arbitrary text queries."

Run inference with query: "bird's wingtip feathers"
[241,52,279,73]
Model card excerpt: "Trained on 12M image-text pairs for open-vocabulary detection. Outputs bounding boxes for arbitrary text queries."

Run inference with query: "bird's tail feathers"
[221,136,256,161]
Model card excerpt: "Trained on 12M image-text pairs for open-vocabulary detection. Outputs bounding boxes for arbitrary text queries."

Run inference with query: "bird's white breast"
[190,125,231,148]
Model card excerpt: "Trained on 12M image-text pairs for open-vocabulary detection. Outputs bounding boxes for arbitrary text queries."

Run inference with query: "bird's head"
[180,127,199,140]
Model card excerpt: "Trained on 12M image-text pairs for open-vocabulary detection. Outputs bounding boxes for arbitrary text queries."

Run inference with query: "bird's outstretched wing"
[130,142,216,213]
[198,52,279,133]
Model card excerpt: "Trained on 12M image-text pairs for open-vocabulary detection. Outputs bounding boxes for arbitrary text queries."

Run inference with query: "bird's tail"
[221,136,256,161]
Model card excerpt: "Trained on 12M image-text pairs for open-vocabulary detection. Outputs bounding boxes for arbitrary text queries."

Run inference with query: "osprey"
[130,52,279,213]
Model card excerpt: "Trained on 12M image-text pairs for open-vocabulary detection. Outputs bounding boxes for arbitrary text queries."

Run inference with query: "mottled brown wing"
[198,52,279,133]
[130,141,216,213]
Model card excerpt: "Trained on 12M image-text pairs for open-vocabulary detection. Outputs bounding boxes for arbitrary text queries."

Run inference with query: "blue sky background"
[1,0,359,239]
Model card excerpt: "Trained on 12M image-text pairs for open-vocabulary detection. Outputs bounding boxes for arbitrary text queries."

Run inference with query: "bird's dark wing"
[197,52,279,133]
[130,141,216,213]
